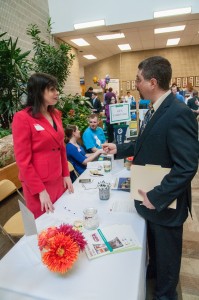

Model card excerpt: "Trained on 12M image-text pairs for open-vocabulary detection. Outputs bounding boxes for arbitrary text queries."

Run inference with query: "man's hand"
[39,189,55,214]
[63,176,74,193]
[138,189,155,209]
[102,143,117,155]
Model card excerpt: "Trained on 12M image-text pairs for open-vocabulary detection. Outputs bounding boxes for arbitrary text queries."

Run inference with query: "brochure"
[112,177,131,192]
[84,224,141,259]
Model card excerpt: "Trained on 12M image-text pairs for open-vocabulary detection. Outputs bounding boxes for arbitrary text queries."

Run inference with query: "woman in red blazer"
[12,73,73,218]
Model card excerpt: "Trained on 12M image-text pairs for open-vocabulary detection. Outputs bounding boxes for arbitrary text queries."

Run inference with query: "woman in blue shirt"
[65,125,104,175]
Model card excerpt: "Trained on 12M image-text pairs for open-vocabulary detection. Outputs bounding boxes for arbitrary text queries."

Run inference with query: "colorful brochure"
[111,177,131,192]
[84,224,141,259]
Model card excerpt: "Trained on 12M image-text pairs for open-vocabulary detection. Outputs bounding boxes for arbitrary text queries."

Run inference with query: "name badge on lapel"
[34,124,45,131]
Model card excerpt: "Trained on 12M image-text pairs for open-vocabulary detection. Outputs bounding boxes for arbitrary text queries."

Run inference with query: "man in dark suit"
[91,92,102,114]
[103,56,199,300]
[85,86,93,102]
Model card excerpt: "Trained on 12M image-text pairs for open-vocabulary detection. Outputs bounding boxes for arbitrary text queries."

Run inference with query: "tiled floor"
[0,165,198,299]
[180,169,199,299]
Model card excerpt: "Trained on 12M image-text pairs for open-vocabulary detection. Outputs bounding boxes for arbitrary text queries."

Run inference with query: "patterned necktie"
[139,106,154,135]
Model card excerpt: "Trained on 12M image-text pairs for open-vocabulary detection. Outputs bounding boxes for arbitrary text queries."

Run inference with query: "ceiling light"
[74,19,105,30]
[70,39,90,46]
[166,38,180,46]
[83,55,97,60]
[154,25,185,34]
[154,7,191,18]
[96,33,125,40]
[118,44,131,51]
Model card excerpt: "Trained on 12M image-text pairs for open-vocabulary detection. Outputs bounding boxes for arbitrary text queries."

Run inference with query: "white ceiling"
[54,13,199,68]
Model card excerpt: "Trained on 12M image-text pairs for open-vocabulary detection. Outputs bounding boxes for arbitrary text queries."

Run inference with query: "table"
[0,160,146,300]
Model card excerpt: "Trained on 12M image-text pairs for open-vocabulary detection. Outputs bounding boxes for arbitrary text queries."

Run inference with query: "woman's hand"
[102,143,117,155]
[39,189,55,214]
[97,148,106,155]
[63,176,74,193]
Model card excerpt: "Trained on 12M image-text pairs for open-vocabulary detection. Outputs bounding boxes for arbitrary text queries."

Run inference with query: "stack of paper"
[84,224,141,259]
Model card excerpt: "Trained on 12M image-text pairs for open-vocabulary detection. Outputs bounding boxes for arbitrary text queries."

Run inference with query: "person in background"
[103,88,109,105]
[105,96,116,142]
[119,95,126,103]
[85,86,93,103]
[125,91,135,105]
[65,125,105,175]
[187,90,199,119]
[103,56,198,300]
[82,114,106,153]
[91,92,102,114]
[12,73,74,219]
[105,87,116,104]
[171,85,185,103]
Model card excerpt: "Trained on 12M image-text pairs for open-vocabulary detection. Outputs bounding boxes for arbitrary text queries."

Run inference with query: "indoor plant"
[27,19,75,93]
[0,32,31,129]
[57,94,93,133]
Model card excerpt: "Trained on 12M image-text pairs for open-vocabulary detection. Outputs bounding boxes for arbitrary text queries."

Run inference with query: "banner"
[114,124,128,144]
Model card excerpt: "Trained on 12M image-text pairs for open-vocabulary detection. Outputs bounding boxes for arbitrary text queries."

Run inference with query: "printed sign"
[110,103,130,124]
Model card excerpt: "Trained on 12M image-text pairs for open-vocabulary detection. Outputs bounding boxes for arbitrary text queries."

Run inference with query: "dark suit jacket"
[85,91,93,101]
[116,93,199,226]
[187,96,199,118]
[92,97,102,113]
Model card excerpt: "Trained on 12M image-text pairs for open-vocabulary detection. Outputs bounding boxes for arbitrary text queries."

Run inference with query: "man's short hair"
[88,113,98,120]
[108,87,113,92]
[138,56,172,91]
[88,87,93,91]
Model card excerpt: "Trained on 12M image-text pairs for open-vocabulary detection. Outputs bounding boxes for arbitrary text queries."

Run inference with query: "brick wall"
[0,0,80,94]
[85,45,199,100]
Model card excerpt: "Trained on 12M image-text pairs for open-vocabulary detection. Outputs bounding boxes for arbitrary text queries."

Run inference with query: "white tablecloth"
[0,160,146,300]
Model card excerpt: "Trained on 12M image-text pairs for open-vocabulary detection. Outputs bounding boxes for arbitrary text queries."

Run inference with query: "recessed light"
[166,38,180,46]
[154,25,185,34]
[154,7,191,18]
[118,44,131,51]
[96,33,125,40]
[70,39,89,46]
[83,55,97,60]
[74,19,105,30]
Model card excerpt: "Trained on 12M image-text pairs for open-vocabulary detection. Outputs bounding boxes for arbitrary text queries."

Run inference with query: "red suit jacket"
[12,108,69,196]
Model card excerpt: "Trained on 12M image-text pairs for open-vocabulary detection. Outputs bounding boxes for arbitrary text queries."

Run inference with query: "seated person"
[65,125,104,175]
[82,114,106,153]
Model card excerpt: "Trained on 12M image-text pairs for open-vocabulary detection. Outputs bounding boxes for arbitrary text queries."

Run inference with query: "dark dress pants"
[106,122,114,142]
[147,221,183,300]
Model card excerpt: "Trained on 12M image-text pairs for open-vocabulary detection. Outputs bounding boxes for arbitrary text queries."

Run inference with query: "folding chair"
[68,161,79,182]
[0,179,25,244]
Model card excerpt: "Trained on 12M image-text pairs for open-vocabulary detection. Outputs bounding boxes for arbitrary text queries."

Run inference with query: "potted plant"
[0,32,31,187]
[0,32,31,129]
[27,19,75,93]
[57,94,93,135]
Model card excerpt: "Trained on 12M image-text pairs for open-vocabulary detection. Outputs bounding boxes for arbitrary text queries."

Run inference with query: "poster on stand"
[110,103,131,124]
